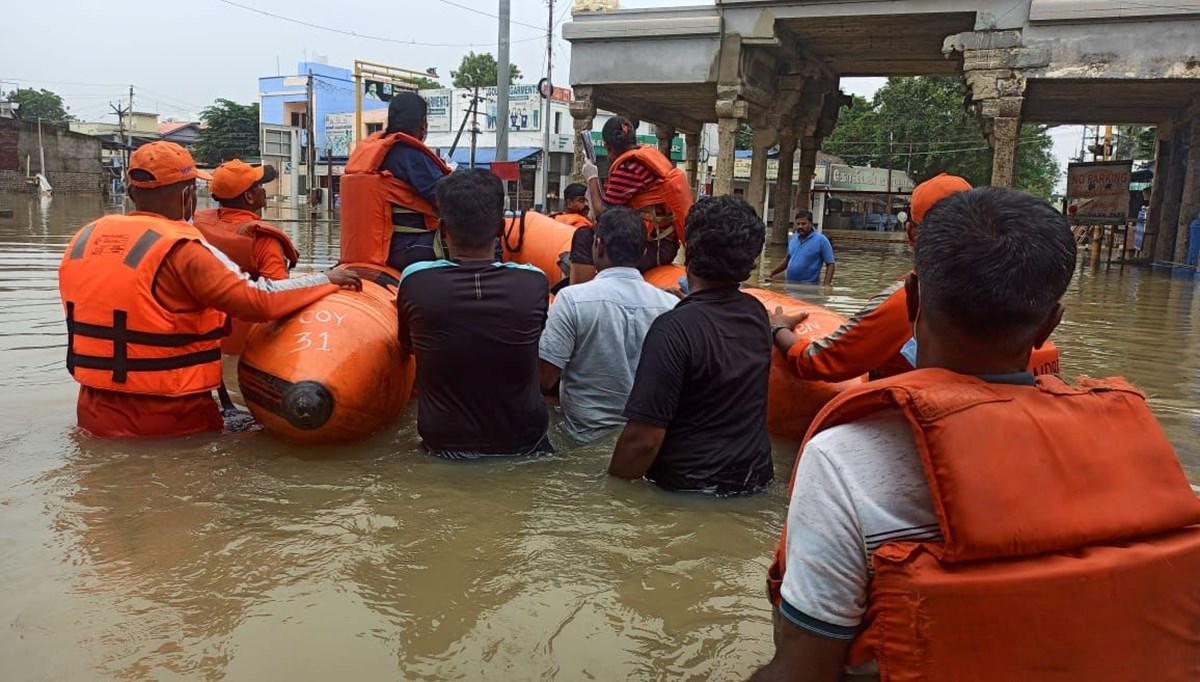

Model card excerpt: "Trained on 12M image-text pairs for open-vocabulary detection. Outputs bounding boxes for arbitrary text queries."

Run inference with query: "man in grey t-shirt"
[539,207,679,444]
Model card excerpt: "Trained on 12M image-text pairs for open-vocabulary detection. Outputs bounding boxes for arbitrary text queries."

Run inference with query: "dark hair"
[385,92,428,136]
[794,210,813,222]
[684,195,765,283]
[563,183,588,200]
[594,207,646,267]
[601,116,637,152]
[915,186,1075,346]
[435,169,505,249]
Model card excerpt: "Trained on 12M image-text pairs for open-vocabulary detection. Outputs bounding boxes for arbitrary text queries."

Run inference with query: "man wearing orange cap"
[769,173,971,382]
[193,160,297,282]
[58,141,362,438]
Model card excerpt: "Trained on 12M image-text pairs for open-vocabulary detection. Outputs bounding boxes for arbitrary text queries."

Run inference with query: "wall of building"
[0,118,103,193]
[259,61,389,153]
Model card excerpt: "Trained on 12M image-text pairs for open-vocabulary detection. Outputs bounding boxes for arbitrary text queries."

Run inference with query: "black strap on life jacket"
[65,302,227,384]
[503,210,528,257]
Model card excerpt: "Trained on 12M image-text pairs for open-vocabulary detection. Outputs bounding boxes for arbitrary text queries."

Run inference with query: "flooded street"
[1,194,1197,681]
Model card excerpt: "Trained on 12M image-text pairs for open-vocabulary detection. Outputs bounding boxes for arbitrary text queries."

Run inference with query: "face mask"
[900,337,918,368]
[181,186,196,224]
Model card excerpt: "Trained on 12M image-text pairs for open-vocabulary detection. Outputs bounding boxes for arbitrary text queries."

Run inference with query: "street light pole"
[496,0,511,163]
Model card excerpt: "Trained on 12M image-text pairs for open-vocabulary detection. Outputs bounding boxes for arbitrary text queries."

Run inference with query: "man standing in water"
[766,211,835,286]
[58,141,361,438]
[608,196,773,495]
[397,169,553,459]
[339,92,453,271]
[753,187,1200,681]
[539,207,678,444]
[193,159,297,282]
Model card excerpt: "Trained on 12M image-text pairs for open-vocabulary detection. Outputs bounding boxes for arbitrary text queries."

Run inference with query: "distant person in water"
[397,169,553,459]
[608,195,773,495]
[58,141,360,438]
[539,207,678,444]
[193,160,297,282]
[766,211,835,285]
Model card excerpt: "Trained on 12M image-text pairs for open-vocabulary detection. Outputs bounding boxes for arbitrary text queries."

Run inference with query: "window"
[366,123,383,135]
[554,112,562,134]
[289,112,308,128]
[263,128,292,157]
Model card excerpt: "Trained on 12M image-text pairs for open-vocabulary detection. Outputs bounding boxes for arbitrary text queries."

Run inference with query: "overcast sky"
[3,0,1082,188]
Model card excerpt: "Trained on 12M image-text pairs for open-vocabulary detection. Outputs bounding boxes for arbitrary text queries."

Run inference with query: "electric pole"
[496,0,511,163]
[540,0,554,211]
[306,69,318,206]
[127,86,135,171]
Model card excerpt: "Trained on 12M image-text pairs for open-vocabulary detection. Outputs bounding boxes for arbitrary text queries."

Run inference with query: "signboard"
[1067,161,1132,220]
[421,89,454,133]
[732,159,831,185]
[827,164,914,193]
[484,84,543,132]
[590,132,684,161]
[324,113,354,158]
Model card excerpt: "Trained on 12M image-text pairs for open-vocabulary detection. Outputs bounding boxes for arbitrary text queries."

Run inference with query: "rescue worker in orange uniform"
[752,187,1200,682]
[769,175,976,384]
[193,159,301,355]
[573,116,692,284]
[193,160,297,281]
[551,183,593,229]
[339,92,452,272]
[58,141,362,439]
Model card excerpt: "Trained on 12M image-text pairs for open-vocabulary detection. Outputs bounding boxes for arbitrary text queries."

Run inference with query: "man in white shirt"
[539,207,679,444]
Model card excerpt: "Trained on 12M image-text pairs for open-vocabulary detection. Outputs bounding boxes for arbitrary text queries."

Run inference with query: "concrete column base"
[684,132,700,197]
[714,98,748,197]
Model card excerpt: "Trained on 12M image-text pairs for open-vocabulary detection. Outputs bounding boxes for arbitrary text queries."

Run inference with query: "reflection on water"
[0,194,1196,680]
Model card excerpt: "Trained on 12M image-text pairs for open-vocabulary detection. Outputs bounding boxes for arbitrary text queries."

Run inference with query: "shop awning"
[446,147,540,169]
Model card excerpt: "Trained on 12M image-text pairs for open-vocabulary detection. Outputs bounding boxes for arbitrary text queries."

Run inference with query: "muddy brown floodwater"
[1,194,1197,681]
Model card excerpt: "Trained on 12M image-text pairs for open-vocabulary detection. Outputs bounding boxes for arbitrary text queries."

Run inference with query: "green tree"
[823,77,1060,199]
[736,123,753,151]
[193,99,260,165]
[7,87,72,124]
[451,52,523,89]
[408,76,443,90]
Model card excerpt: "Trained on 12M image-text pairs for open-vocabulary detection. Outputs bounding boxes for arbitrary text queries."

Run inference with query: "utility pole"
[306,69,317,206]
[470,86,480,169]
[540,0,554,212]
[885,129,894,221]
[109,98,132,190]
[496,0,511,163]
[127,85,135,172]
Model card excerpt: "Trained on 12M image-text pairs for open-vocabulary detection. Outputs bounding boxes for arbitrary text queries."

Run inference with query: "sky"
[3,0,1084,188]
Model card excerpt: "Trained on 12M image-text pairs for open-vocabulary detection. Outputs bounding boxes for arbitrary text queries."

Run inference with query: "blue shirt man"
[768,211,836,285]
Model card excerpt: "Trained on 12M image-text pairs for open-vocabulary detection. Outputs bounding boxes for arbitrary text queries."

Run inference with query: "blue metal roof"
[445,147,541,168]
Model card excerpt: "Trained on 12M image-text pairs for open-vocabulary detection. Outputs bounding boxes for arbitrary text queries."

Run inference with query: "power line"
[214,0,544,47]
[433,0,545,30]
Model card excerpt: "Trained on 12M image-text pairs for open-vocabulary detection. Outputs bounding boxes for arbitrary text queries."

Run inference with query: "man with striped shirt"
[572,117,683,284]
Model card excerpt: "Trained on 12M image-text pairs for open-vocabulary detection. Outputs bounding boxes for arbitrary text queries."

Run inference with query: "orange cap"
[210,159,277,200]
[127,141,211,188]
[910,173,972,224]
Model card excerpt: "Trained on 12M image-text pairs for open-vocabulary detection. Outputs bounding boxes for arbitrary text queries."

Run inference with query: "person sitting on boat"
[397,169,553,460]
[608,195,773,496]
[539,207,679,444]
[340,92,452,272]
[753,187,1200,682]
[58,141,361,439]
[769,174,970,382]
[552,182,593,229]
[193,160,297,282]
[572,116,692,285]
[765,211,835,286]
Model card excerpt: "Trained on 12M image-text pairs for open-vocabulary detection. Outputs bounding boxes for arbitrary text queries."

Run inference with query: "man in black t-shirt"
[609,195,773,495]
[397,169,552,459]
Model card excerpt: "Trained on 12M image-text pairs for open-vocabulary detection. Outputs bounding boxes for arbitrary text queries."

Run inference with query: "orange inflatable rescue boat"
[502,211,576,287]
[237,265,416,443]
[644,265,864,438]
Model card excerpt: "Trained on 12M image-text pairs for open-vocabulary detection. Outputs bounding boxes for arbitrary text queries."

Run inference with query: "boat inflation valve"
[280,381,335,431]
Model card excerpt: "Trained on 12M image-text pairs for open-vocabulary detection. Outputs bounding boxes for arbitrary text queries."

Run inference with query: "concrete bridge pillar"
[746,127,778,219]
[772,126,798,245]
[795,137,821,220]
[714,96,748,196]
[1173,113,1200,265]
[570,92,596,183]
[655,125,676,159]
[684,132,700,197]
[989,97,1024,188]
[1155,125,1188,263]
[1145,126,1175,260]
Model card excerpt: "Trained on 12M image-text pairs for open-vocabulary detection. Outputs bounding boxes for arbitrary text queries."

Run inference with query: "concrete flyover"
[564,0,1200,257]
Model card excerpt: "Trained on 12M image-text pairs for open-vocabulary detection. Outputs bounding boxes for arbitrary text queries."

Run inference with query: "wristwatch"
[770,324,791,339]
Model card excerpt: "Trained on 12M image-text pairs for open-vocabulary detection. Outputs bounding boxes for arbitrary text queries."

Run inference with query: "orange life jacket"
[339,131,451,267]
[192,208,299,278]
[551,212,593,229]
[59,214,228,396]
[608,145,692,245]
[767,368,1200,681]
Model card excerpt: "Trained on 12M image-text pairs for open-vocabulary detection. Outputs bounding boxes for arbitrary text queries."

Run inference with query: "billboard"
[484,84,543,132]
[421,89,454,133]
[325,112,354,158]
[1067,161,1132,220]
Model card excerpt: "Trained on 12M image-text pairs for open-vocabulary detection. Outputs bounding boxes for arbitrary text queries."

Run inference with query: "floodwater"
[0,194,1196,682]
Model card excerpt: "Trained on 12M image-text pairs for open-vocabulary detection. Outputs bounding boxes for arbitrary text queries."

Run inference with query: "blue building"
[258,61,390,155]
